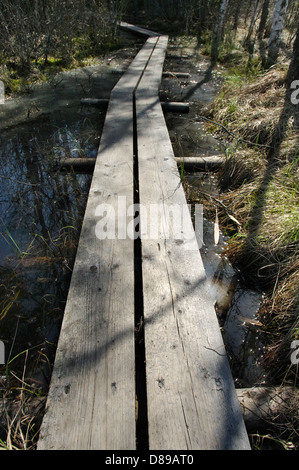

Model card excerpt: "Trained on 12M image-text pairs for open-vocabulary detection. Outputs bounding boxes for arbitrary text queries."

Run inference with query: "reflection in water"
[200,213,266,387]
[0,105,103,386]
[223,287,265,386]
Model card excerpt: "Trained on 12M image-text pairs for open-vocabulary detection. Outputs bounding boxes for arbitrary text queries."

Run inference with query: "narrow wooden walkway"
[38,25,250,450]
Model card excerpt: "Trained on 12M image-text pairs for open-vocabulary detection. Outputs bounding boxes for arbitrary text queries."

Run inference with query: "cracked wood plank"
[135,35,250,450]
[37,37,158,450]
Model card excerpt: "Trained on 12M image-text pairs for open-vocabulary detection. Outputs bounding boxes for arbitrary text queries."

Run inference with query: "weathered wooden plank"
[38,37,158,450]
[135,35,250,450]
[119,21,161,38]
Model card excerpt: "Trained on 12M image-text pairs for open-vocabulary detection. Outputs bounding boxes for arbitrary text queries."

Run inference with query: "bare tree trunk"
[233,0,243,31]
[197,0,209,43]
[286,21,299,87]
[244,0,255,25]
[257,0,270,38]
[244,0,261,51]
[211,0,229,62]
[266,0,289,67]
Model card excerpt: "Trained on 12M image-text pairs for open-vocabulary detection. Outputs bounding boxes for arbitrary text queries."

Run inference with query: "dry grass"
[204,64,299,386]
[208,64,297,153]
[0,362,46,450]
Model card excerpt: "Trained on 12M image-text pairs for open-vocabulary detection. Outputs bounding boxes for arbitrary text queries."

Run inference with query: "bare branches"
[0,0,115,76]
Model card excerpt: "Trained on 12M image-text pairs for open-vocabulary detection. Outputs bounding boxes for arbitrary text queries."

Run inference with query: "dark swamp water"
[0,107,101,388]
[0,59,124,392]
[0,38,145,397]
[0,37,267,432]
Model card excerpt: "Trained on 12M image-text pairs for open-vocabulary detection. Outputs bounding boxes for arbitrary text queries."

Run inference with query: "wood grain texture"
[38,37,158,450]
[135,35,250,450]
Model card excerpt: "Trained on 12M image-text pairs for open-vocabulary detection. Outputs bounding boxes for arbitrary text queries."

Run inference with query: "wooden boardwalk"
[38,25,250,450]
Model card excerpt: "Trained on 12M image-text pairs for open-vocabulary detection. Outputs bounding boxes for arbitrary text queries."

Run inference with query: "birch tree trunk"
[286,22,299,128]
[266,0,289,67]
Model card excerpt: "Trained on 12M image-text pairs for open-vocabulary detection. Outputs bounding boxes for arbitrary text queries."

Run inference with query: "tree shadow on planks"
[46,247,248,449]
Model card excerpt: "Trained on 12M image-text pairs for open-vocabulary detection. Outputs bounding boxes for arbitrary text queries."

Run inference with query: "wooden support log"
[167,54,190,60]
[161,102,189,113]
[58,157,96,172]
[58,155,225,173]
[236,387,299,432]
[176,156,225,171]
[162,72,190,79]
[80,98,189,113]
[58,155,225,174]
[80,98,109,108]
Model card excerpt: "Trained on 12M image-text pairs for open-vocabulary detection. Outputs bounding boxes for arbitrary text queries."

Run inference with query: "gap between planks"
[37,36,159,451]
[135,35,250,450]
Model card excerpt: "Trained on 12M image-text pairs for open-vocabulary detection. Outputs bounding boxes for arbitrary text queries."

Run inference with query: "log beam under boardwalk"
[135,35,250,450]
[80,98,189,114]
[58,155,225,173]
